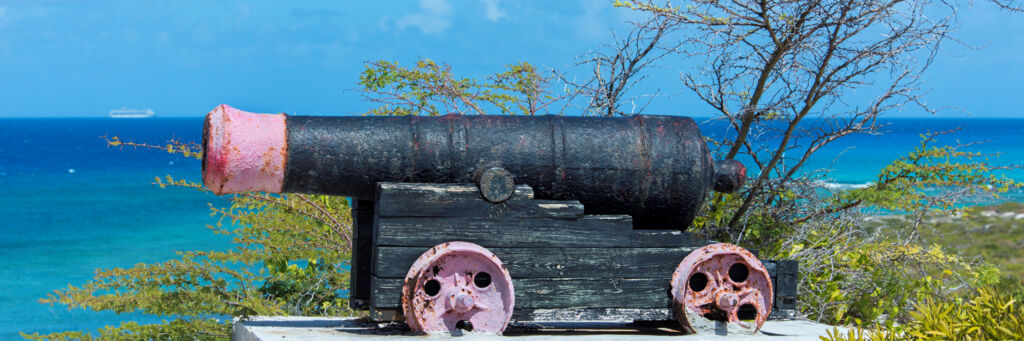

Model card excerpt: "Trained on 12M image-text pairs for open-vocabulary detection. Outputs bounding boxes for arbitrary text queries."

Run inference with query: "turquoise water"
[0,119,230,338]
[0,117,1022,338]
[699,118,1024,189]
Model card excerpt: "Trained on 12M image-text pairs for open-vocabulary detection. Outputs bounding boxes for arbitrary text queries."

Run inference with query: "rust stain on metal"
[401,241,515,335]
[671,243,773,334]
[204,107,738,230]
[201,105,286,195]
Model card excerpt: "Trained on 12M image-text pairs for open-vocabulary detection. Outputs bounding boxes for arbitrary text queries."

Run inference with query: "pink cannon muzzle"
[202,104,287,195]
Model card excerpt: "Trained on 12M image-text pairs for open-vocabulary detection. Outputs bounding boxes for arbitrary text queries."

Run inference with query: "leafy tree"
[359,59,563,116]
[558,0,1023,327]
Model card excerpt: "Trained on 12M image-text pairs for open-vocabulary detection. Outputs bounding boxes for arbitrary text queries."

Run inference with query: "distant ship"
[109,107,155,118]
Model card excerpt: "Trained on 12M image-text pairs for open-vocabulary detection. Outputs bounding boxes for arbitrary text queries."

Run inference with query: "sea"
[0,117,1022,338]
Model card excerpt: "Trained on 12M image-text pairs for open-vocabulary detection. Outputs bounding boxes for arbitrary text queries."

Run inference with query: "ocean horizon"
[1,116,1022,338]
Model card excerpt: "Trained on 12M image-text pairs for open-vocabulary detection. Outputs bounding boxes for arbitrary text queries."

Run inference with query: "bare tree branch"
[560,17,681,116]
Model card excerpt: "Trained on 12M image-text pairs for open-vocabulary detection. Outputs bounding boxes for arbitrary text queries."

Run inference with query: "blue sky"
[0,0,1021,118]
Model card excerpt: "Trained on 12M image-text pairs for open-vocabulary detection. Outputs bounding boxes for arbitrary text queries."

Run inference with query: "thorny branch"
[560,17,682,116]
[611,0,961,231]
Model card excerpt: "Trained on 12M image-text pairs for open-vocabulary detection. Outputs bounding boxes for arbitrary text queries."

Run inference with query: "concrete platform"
[233,317,846,340]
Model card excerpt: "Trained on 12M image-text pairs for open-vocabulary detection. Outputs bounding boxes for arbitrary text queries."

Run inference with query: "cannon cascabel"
[201,104,746,230]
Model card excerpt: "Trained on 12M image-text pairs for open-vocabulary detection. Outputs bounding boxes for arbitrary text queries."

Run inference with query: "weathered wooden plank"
[364,308,674,323]
[377,183,584,220]
[348,199,375,310]
[500,200,586,219]
[371,277,672,309]
[512,308,673,322]
[378,182,535,202]
[376,183,587,219]
[764,259,800,319]
[629,230,708,248]
[774,260,799,311]
[367,308,805,323]
[378,194,585,219]
[374,246,697,278]
[374,215,635,247]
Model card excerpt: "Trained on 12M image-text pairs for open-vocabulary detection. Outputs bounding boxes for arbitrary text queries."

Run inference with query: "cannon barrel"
[202,105,745,230]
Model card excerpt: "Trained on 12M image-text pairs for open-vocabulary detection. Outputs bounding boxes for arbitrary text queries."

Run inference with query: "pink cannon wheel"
[401,241,515,334]
[671,243,773,333]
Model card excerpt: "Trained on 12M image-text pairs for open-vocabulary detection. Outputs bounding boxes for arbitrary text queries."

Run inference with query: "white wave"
[813,181,874,190]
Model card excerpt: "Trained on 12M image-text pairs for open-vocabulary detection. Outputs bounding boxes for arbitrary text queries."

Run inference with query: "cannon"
[202,105,747,230]
[202,104,798,335]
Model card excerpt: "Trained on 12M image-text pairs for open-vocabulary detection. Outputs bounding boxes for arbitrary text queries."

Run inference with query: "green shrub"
[786,225,1000,326]
[822,282,1024,340]
[22,142,353,340]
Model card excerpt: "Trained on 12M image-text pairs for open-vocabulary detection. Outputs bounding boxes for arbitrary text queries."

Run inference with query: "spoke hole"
[729,263,749,283]
[456,320,474,331]
[474,272,492,288]
[423,279,441,297]
[688,272,709,292]
[737,304,758,321]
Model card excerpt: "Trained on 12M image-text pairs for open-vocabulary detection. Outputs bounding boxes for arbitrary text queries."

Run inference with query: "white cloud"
[396,0,453,35]
[481,0,506,22]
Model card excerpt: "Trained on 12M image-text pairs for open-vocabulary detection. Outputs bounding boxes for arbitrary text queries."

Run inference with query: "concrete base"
[233,316,846,340]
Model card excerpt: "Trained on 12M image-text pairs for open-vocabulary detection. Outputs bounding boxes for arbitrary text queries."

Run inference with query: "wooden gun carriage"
[202,105,798,335]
